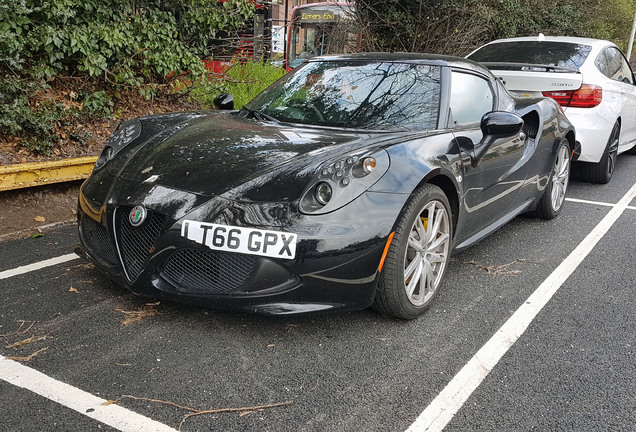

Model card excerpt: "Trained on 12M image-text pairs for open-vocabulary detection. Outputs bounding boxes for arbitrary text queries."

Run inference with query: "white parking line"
[0,253,79,280]
[0,355,177,431]
[0,253,176,431]
[406,182,636,432]
[2,189,635,431]
[566,197,636,210]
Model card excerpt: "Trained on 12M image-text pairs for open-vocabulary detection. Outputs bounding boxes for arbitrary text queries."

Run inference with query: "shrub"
[0,0,256,154]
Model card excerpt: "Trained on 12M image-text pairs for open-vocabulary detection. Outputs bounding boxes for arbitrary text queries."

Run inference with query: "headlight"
[94,119,142,169]
[299,149,390,215]
[315,182,333,205]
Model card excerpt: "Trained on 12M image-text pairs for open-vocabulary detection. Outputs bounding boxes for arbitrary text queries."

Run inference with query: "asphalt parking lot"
[1,155,636,431]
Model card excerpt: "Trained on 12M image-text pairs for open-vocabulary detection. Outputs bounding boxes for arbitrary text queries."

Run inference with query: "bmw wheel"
[579,122,619,184]
[533,139,571,219]
[374,184,452,319]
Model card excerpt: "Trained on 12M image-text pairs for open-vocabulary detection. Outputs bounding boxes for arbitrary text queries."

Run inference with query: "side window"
[603,47,634,84]
[594,50,609,76]
[450,71,494,125]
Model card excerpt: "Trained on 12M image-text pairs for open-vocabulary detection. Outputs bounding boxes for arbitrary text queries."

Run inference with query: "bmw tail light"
[543,84,602,108]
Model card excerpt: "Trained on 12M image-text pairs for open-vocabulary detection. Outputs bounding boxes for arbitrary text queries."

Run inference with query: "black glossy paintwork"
[77,53,575,315]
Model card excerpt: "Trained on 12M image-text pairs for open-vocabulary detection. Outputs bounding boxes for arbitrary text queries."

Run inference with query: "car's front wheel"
[533,139,571,219]
[374,184,452,320]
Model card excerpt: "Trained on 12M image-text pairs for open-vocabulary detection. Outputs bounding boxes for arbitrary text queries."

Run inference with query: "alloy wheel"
[551,143,571,212]
[403,200,451,307]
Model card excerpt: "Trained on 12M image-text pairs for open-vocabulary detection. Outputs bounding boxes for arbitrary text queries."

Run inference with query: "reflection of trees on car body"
[249,61,440,131]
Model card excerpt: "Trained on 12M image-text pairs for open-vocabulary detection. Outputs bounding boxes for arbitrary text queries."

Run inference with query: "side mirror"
[472,111,524,167]
[480,111,523,138]
[213,93,234,110]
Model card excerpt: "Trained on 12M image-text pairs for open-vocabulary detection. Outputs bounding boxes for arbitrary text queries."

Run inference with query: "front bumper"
[77,184,406,315]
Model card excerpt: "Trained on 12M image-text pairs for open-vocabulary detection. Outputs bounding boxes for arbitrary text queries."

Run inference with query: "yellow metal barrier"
[0,156,98,192]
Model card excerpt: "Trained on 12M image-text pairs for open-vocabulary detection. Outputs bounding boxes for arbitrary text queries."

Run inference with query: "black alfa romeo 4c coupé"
[76,53,575,319]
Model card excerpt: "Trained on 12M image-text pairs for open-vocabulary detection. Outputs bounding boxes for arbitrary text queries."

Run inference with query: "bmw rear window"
[468,41,592,70]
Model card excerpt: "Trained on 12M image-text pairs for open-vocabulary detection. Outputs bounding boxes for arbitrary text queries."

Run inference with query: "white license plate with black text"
[181,220,297,259]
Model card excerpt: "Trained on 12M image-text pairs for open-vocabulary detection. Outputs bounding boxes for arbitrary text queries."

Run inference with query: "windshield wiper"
[241,106,279,123]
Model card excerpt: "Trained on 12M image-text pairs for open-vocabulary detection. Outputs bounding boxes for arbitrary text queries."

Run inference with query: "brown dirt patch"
[0,181,81,240]
[0,80,203,240]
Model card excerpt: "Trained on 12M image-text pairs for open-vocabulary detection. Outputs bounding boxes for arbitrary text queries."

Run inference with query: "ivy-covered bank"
[3,0,636,159]
[0,0,255,156]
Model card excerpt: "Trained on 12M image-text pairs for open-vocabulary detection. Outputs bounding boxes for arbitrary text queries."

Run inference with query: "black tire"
[577,122,619,184]
[533,140,571,219]
[374,184,453,320]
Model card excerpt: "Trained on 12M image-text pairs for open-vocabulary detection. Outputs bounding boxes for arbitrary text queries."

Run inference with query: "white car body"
[468,36,636,179]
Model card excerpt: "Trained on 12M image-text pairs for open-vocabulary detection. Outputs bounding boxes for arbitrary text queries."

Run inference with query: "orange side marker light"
[377,231,396,273]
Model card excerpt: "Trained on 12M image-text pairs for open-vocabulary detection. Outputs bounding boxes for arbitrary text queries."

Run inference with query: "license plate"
[181,220,297,259]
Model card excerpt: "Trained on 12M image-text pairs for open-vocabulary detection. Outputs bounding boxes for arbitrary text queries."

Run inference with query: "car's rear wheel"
[374,184,452,319]
[533,139,570,219]
[577,122,619,184]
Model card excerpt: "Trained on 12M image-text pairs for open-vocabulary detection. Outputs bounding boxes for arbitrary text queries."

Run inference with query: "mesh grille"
[161,248,257,294]
[80,215,118,265]
[522,111,540,139]
[117,207,166,281]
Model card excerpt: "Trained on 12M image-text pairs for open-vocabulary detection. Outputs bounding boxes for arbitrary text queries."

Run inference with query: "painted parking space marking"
[0,355,176,432]
[1,188,635,431]
[0,253,176,431]
[0,253,79,280]
[566,197,636,210]
[406,181,636,432]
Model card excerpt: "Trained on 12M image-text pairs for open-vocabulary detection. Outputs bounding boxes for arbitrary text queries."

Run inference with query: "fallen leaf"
[4,329,57,349]
[116,304,159,326]
[6,347,48,362]
[69,287,78,293]
[0,320,35,338]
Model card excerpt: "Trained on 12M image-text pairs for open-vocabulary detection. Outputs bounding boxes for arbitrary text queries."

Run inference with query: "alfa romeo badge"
[129,206,147,227]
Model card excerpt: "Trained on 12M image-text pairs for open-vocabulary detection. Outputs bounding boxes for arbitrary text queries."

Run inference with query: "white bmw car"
[468,36,636,183]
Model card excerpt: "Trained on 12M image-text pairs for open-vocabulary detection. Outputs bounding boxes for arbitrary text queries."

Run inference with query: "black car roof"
[311,52,488,74]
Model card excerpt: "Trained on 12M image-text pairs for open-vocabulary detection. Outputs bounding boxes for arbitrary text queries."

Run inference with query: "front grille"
[117,207,166,281]
[161,248,257,295]
[80,215,118,265]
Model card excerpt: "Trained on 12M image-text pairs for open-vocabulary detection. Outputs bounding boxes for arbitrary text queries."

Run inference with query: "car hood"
[116,112,381,200]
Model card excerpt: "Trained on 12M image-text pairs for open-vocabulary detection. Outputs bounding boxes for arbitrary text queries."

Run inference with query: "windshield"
[468,41,592,70]
[246,60,441,131]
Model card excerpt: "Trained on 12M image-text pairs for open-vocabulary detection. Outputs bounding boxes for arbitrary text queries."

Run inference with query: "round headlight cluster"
[311,155,378,207]
[299,150,389,215]
[94,119,142,170]
[315,182,333,205]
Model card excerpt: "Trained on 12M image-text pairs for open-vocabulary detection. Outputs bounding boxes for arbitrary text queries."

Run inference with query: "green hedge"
[0,0,255,154]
